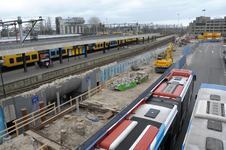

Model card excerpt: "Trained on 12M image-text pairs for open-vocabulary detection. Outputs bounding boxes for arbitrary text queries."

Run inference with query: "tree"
[88,16,101,24]
[46,17,52,34]
[23,17,53,35]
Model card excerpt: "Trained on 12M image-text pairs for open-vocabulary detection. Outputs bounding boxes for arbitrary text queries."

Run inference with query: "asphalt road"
[174,42,226,150]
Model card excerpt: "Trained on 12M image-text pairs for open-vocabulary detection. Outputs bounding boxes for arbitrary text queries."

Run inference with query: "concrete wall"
[1,68,100,123]
[2,92,46,124]
[77,68,100,93]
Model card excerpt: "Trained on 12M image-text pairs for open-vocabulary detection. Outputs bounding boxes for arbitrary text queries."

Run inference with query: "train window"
[16,57,23,62]
[9,58,14,64]
[26,56,30,61]
[32,54,37,60]
[51,51,55,56]
[101,44,103,47]
[62,50,66,54]
[98,44,100,47]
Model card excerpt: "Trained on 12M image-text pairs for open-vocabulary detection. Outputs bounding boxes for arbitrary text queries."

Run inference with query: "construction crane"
[155,43,173,73]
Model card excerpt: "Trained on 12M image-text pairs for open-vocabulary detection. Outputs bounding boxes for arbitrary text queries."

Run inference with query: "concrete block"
[37,74,43,82]
[43,73,49,80]
[56,70,63,76]
[24,78,31,86]
[0,86,4,93]
[86,61,91,66]
[48,72,54,79]
[8,83,15,91]
[67,66,72,72]
[16,80,24,89]
[63,68,68,74]
[80,63,85,68]
[31,76,38,84]
[76,65,80,70]
[103,111,113,119]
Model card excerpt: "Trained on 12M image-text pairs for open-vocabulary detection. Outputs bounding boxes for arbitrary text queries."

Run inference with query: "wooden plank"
[33,104,77,130]
[25,130,65,150]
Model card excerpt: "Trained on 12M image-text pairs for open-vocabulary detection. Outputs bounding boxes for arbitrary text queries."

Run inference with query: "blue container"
[0,106,7,143]
[111,66,114,77]
[115,65,117,76]
[104,68,108,81]
[101,70,104,83]
[108,67,111,76]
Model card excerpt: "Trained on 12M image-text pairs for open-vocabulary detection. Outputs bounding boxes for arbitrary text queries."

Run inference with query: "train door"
[82,47,85,54]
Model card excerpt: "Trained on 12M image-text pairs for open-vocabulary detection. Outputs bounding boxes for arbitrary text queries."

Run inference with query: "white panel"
[3,106,10,123]
[9,104,16,121]
[195,100,226,123]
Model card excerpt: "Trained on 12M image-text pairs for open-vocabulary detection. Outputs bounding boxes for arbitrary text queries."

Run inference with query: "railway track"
[0,36,174,99]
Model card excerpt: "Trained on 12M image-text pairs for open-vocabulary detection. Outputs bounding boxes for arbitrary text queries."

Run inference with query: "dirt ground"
[0,36,197,150]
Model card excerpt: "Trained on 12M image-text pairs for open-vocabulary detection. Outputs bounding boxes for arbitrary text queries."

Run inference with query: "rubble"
[110,77,138,90]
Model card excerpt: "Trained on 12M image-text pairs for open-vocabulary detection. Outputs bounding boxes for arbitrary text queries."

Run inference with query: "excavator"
[155,43,173,73]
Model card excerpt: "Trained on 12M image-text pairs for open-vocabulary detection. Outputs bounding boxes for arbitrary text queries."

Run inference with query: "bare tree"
[88,16,101,24]
[46,17,52,34]
[87,16,101,33]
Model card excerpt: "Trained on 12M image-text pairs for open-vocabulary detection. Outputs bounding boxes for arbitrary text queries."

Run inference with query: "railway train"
[76,69,196,150]
[0,37,138,68]
[181,83,226,150]
[96,31,142,36]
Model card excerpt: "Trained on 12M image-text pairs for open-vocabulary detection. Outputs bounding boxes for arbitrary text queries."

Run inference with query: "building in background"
[55,17,85,34]
[188,16,226,36]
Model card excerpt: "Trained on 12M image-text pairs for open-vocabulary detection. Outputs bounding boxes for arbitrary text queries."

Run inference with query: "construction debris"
[130,71,149,84]
[131,65,140,71]
[110,77,138,91]
[103,111,114,120]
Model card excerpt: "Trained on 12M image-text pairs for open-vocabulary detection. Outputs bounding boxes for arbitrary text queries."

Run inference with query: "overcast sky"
[0,0,225,27]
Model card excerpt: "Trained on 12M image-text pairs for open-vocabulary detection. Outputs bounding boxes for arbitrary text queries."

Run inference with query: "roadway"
[174,42,226,149]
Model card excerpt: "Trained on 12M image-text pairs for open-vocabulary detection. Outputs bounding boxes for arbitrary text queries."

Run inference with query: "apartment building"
[189,16,226,36]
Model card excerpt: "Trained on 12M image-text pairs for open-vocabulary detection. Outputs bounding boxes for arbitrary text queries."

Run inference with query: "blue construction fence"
[200,39,222,43]
[182,41,200,56]
[100,45,169,83]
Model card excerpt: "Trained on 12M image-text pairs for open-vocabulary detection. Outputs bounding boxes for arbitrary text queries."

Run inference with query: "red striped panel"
[173,85,184,96]
[153,83,167,95]
[134,126,159,150]
[153,83,184,98]
[100,120,133,149]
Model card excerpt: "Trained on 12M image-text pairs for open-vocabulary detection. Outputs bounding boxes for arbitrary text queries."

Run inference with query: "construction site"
[0,34,198,150]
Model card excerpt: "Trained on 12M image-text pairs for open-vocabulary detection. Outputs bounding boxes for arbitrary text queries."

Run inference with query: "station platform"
[0,35,173,93]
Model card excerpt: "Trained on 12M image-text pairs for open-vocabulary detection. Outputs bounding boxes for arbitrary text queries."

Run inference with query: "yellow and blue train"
[0,38,138,68]
[96,31,142,36]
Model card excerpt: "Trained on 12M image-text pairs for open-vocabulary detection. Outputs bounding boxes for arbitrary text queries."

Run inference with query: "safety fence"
[182,41,200,56]
[100,44,170,83]
[200,39,222,43]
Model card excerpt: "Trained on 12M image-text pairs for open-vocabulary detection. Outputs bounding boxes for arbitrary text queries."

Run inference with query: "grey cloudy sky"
[0,0,225,27]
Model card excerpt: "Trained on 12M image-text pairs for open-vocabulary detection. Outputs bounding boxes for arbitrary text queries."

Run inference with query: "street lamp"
[178,14,180,26]
[0,60,6,98]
